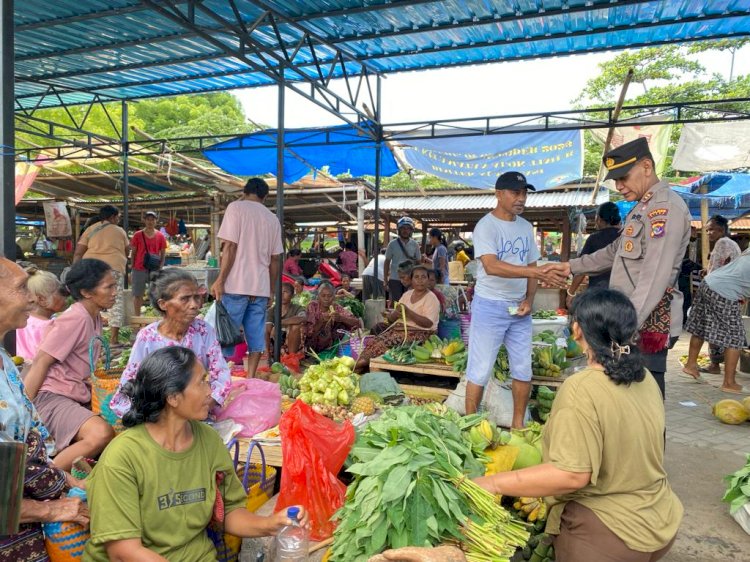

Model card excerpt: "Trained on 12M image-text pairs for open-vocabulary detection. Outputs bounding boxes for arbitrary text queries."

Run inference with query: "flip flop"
[720,386,747,395]
[678,372,707,384]
[698,366,721,374]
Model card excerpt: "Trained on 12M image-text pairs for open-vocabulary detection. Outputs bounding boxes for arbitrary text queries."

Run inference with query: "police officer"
[558,138,691,398]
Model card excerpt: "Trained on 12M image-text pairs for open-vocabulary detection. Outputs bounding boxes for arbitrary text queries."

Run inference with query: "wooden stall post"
[560,212,571,308]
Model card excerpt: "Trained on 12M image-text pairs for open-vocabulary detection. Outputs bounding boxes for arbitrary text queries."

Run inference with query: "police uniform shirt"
[569,180,691,339]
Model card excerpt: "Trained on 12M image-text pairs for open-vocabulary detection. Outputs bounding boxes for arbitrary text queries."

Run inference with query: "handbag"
[89,336,124,434]
[139,231,162,271]
[396,238,419,268]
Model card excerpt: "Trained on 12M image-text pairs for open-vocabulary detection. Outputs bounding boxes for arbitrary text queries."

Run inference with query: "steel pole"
[122,101,130,289]
[273,79,285,362]
[1,0,15,355]
[373,75,383,295]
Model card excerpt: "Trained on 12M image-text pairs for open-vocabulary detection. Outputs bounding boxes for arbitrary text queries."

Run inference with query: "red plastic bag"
[280,352,304,374]
[215,378,281,438]
[275,401,355,541]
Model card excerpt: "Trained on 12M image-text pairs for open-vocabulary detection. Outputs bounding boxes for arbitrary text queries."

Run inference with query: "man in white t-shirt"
[465,172,566,428]
[212,178,283,378]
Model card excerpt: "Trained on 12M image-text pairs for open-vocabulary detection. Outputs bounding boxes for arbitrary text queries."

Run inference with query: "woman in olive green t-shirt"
[474,289,683,562]
[83,346,309,562]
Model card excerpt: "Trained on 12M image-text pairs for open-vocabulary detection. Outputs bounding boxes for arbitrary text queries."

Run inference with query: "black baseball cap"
[495,172,536,191]
[603,137,653,181]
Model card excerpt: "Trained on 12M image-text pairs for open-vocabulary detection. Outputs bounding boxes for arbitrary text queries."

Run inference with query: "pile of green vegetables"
[330,407,529,562]
[337,296,365,318]
[531,310,558,320]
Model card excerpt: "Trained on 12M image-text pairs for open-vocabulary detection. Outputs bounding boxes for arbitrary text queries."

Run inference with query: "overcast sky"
[234,46,750,128]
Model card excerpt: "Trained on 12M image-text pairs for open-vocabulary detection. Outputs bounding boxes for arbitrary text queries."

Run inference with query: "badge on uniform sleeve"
[624,225,634,236]
[624,240,634,252]
[650,220,666,238]
[648,208,668,219]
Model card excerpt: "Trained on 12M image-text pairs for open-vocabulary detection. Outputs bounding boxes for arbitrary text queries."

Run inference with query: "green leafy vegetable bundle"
[329,407,528,562]
[336,296,365,318]
[723,453,750,514]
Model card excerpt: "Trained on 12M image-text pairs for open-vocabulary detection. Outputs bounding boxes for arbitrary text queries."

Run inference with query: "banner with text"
[590,117,672,176]
[398,130,583,190]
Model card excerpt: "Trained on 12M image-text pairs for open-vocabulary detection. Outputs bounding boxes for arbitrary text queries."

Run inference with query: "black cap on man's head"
[495,172,536,192]
[603,137,653,181]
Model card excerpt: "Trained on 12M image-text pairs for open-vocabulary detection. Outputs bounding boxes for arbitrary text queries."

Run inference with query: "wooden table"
[370,356,568,388]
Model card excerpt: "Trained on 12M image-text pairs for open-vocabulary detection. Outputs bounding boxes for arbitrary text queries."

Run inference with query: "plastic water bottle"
[274,507,308,561]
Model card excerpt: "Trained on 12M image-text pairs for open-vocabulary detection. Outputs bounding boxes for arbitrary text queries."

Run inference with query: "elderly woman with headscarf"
[0,257,88,562]
[304,281,360,354]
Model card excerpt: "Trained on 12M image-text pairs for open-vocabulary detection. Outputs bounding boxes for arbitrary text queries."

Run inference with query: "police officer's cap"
[603,138,653,181]
[495,172,536,192]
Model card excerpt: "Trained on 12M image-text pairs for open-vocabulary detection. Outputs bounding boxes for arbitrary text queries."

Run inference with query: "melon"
[712,399,750,425]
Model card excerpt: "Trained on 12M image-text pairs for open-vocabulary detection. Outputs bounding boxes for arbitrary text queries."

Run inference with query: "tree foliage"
[17,92,255,146]
[576,41,750,176]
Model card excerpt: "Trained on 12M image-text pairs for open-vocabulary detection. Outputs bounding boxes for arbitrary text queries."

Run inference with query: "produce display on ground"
[533,386,556,422]
[298,356,359,408]
[678,353,711,369]
[531,343,568,378]
[329,406,530,562]
[724,453,750,515]
[384,336,467,367]
[713,398,750,425]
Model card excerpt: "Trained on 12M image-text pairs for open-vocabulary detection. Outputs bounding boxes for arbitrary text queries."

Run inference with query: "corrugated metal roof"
[14,1,750,109]
[363,189,608,212]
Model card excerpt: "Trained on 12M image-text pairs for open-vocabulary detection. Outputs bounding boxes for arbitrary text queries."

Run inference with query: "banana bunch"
[279,373,300,398]
[513,497,547,523]
[383,343,417,364]
[519,533,555,561]
[422,335,446,359]
[465,419,501,454]
[535,386,556,422]
[532,343,568,378]
[494,345,510,382]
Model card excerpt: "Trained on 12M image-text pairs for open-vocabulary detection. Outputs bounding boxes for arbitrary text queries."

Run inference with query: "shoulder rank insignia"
[648,208,668,219]
[650,220,666,238]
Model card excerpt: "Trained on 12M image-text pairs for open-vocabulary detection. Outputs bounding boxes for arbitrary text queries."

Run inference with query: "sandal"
[679,372,707,384]
[720,386,747,395]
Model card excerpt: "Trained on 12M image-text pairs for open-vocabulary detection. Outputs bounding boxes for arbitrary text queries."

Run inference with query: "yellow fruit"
[350,396,376,416]
[478,420,494,442]
[528,505,540,522]
[12,356,24,366]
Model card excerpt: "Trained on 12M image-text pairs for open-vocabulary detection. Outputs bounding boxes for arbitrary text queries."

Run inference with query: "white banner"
[590,117,672,176]
[672,121,750,172]
[42,202,72,238]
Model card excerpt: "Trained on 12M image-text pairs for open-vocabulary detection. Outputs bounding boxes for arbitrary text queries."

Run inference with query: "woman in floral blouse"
[0,257,87,562]
[110,269,231,418]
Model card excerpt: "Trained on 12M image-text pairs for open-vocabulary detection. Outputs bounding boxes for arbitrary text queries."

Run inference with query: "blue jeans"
[221,294,269,353]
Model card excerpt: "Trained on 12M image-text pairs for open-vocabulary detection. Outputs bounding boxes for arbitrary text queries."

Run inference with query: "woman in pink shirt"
[283,248,304,277]
[24,259,118,471]
[337,242,359,278]
[15,267,68,361]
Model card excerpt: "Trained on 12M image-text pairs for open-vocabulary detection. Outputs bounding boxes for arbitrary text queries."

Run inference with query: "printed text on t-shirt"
[497,236,531,262]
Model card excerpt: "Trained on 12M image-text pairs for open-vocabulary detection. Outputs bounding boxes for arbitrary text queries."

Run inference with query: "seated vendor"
[16,267,69,361]
[305,281,360,354]
[266,282,306,357]
[283,248,304,278]
[24,259,117,471]
[426,270,447,314]
[110,268,231,420]
[84,346,309,561]
[355,265,440,373]
[336,273,360,299]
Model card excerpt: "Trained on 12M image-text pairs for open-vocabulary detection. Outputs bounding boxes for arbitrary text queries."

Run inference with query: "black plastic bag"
[214,301,245,348]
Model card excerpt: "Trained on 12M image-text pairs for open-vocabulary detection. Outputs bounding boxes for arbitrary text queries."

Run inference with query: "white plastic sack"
[204,301,217,330]
[732,503,750,536]
[445,377,529,428]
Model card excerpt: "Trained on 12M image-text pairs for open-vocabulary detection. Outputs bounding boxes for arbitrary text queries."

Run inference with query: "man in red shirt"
[130,211,167,315]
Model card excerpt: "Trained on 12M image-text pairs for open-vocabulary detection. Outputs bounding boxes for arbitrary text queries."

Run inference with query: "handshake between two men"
[535,261,572,290]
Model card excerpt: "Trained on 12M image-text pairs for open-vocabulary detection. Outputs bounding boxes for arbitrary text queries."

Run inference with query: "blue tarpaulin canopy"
[203,122,399,184]
[672,173,750,219]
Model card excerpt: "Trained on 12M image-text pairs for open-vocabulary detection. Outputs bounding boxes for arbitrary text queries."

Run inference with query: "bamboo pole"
[590,69,634,203]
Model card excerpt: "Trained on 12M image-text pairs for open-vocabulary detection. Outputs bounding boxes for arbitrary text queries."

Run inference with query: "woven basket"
[43,521,89,561]
[337,330,372,360]
[89,336,124,433]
